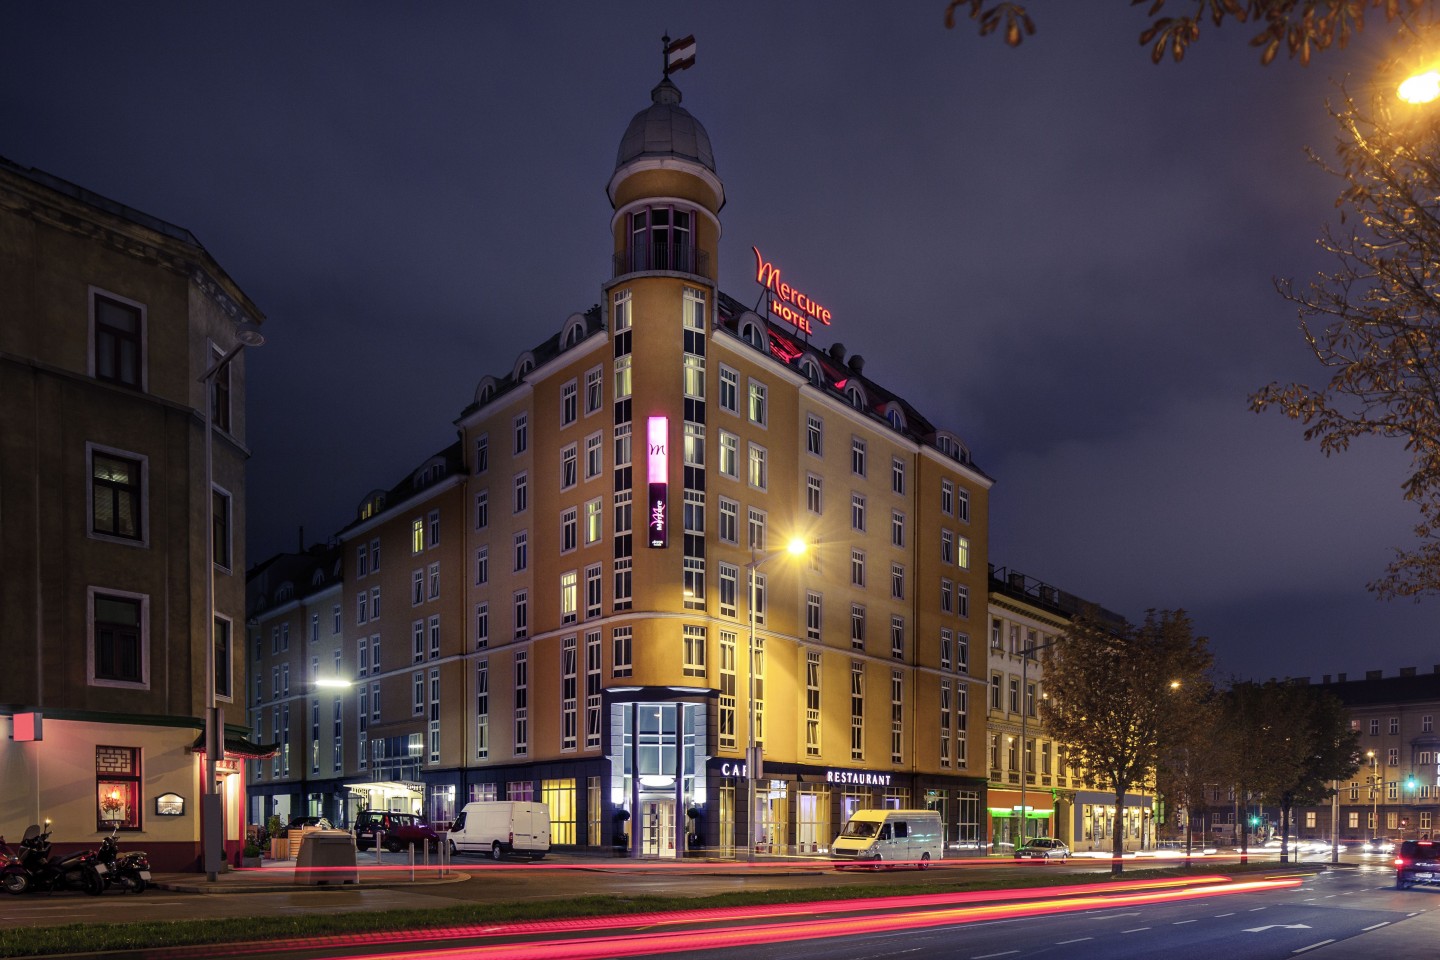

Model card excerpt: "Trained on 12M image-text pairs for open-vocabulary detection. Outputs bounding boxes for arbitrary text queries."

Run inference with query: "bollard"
[409,842,415,881]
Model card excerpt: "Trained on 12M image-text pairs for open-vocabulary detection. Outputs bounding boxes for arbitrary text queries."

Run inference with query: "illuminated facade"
[248,74,992,855]
[0,156,265,869]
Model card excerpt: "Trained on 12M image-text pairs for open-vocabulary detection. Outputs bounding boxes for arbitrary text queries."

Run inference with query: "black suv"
[1395,839,1440,888]
[354,811,440,852]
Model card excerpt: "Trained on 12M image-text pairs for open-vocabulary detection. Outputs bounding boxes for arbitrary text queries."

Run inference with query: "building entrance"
[640,797,677,857]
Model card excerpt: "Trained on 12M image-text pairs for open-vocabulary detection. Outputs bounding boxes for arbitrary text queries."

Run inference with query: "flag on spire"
[664,34,696,75]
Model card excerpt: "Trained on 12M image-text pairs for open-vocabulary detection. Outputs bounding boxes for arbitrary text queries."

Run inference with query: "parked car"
[354,811,440,852]
[1395,839,1440,889]
[1015,838,1069,861]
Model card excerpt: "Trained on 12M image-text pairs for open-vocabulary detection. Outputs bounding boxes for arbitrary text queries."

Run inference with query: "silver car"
[1015,837,1069,861]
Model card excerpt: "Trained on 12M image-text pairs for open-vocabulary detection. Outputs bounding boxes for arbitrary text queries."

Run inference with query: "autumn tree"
[1251,83,1440,598]
[945,1,1421,64]
[1220,681,1360,863]
[1040,608,1214,874]
[1155,691,1228,862]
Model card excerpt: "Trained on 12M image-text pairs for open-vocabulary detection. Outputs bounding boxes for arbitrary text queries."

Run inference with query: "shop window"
[96,746,141,830]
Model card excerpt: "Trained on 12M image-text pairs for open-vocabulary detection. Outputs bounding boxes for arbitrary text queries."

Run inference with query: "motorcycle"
[92,824,151,894]
[0,822,104,896]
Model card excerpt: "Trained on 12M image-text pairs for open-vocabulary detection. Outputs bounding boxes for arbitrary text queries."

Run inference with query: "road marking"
[1250,907,1267,911]
[1293,940,1335,954]
[1122,927,1151,934]
[1245,925,1311,933]
[1055,938,1092,945]
[1361,922,1390,932]
[1087,911,1141,920]
[1215,912,1235,917]
[1172,919,1198,925]
[972,951,1019,959]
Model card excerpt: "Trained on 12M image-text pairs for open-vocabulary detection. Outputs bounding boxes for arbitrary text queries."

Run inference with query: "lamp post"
[1367,749,1381,838]
[745,537,805,860]
[200,321,264,881]
[1017,638,1054,847]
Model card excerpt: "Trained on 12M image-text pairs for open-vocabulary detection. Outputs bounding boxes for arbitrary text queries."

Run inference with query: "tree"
[1221,681,1360,863]
[1251,84,1440,598]
[945,1,1420,64]
[1155,691,1227,861]
[1040,608,1214,874]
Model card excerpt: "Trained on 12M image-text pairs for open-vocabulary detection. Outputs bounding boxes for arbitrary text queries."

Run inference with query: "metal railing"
[613,243,708,277]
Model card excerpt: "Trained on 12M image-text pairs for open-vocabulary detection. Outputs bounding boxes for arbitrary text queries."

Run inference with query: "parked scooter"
[0,822,104,895]
[92,824,151,894]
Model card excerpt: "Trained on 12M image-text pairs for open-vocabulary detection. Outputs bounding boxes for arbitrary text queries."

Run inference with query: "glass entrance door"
[641,798,677,858]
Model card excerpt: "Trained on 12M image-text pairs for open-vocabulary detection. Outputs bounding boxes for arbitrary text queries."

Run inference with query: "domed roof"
[615,78,716,173]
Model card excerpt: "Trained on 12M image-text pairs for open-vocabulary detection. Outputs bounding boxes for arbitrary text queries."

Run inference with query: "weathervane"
[662,33,696,76]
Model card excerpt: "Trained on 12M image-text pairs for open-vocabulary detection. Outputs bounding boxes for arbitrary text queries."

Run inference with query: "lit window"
[585,498,603,545]
[748,381,768,425]
[748,444,767,489]
[90,447,145,542]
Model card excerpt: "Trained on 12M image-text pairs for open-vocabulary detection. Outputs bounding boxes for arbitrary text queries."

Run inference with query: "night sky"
[6,3,1436,683]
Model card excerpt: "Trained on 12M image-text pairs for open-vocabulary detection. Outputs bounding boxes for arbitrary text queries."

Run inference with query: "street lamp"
[1399,69,1440,104]
[745,536,805,859]
[200,320,264,881]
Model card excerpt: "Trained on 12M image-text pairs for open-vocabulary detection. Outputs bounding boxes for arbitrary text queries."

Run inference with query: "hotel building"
[248,73,992,856]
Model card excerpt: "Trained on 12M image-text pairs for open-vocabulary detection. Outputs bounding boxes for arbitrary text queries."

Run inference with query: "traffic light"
[1248,815,1261,827]
[1406,775,1419,793]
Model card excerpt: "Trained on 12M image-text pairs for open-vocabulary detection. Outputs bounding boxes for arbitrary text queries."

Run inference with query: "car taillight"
[1395,857,1408,868]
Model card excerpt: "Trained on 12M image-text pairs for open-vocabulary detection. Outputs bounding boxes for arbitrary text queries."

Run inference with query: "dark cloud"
[6,2,1435,681]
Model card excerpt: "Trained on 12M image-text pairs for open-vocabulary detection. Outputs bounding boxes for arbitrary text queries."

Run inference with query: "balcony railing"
[613,242,709,278]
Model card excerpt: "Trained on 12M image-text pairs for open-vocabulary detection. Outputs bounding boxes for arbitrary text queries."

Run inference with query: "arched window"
[561,313,587,349]
[474,376,498,406]
[514,353,536,380]
[311,569,326,587]
[277,583,293,603]
[740,320,765,350]
[628,204,694,273]
[800,359,822,387]
[846,384,866,410]
[885,405,906,431]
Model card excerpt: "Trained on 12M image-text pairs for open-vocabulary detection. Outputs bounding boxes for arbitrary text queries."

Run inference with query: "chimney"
[1401,666,1417,677]
[1322,675,1331,684]
[848,354,865,374]
[828,342,846,364]
[1338,672,1347,682]
[1366,669,1382,680]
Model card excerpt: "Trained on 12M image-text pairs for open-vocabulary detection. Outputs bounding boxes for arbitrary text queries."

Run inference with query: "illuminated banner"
[647,416,668,548]
[754,246,833,335]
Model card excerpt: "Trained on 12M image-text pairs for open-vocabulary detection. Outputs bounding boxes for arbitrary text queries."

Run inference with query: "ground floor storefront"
[986,786,1070,851]
[1068,790,1153,852]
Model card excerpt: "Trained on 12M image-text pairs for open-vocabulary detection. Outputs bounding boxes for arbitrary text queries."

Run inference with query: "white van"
[449,801,551,860]
[831,809,943,868]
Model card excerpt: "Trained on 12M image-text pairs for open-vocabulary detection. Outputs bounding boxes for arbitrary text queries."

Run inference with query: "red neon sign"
[754,246,832,335]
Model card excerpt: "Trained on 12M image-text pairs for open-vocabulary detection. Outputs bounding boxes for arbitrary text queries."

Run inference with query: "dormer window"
[740,320,765,350]
[846,384,865,410]
[800,359,821,386]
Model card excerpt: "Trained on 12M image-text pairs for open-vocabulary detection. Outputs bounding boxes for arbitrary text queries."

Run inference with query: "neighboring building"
[984,566,1148,852]
[247,71,994,856]
[1295,667,1440,842]
[0,155,267,869]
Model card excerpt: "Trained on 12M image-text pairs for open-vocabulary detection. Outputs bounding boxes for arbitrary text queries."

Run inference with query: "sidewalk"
[152,849,468,893]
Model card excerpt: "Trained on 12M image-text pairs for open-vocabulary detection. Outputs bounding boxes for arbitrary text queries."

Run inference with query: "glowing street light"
[745,536,806,860]
[1399,69,1440,104]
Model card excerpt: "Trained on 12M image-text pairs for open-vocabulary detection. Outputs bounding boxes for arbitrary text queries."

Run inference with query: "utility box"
[295,829,358,885]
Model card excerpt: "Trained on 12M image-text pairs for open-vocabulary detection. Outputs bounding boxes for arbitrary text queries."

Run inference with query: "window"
[748,444,767,489]
[891,510,905,548]
[941,478,953,516]
[851,662,865,761]
[411,518,424,554]
[614,422,632,467]
[612,626,633,677]
[411,569,423,606]
[683,285,706,328]
[851,437,866,476]
[957,585,970,618]
[514,531,528,571]
[475,434,489,473]
[585,367,603,415]
[748,508,766,551]
[891,671,904,763]
[1390,716,1400,735]
[358,543,371,577]
[683,353,705,400]
[514,414,528,454]
[428,510,440,547]
[586,631,602,749]
[413,620,424,662]
[958,488,970,522]
[891,615,905,659]
[514,652,528,757]
[719,632,738,750]
[91,590,146,686]
[96,746,141,830]
[561,570,578,624]
[561,507,578,553]
[615,355,632,400]
[213,616,232,699]
[429,615,441,658]
[851,493,866,532]
[90,447,145,542]
[683,488,704,534]
[613,288,632,330]
[851,548,866,587]
[748,381,767,425]
[683,555,705,609]
[212,488,233,567]
[719,366,739,413]
[561,379,578,426]
[585,498,603,545]
[806,591,823,641]
[92,291,143,390]
[1369,718,1379,736]
[613,557,632,610]
[428,563,440,600]
[719,563,739,618]
[891,458,905,495]
[807,475,823,514]
[957,536,971,569]
[585,433,603,479]
[807,414,823,456]
[615,489,633,534]
[941,628,953,671]
[413,672,425,716]
[941,530,954,564]
[941,579,953,614]
[806,652,821,757]
[1424,715,1434,733]
[585,564,603,619]
[683,625,706,677]
[851,603,866,649]
[891,562,905,599]
[562,635,578,751]
[475,546,489,585]
[561,444,578,489]
[719,431,738,479]
[475,601,489,649]
[719,498,738,544]
[370,538,381,572]
[684,421,705,466]
[514,590,528,639]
